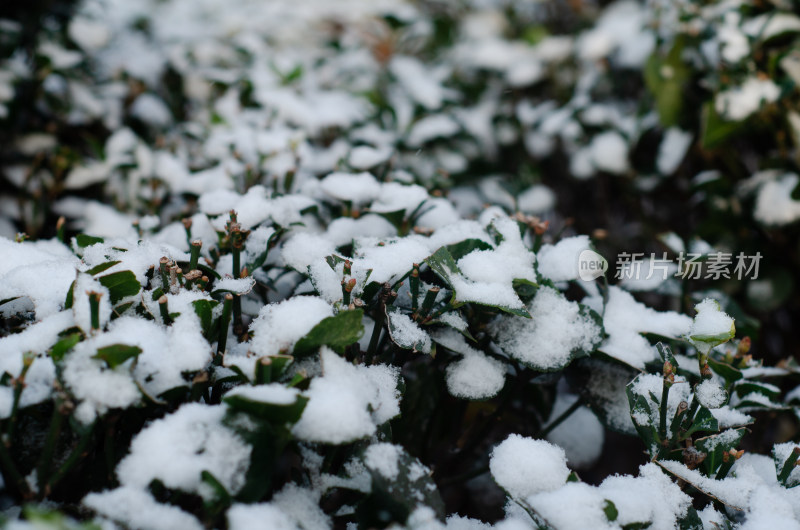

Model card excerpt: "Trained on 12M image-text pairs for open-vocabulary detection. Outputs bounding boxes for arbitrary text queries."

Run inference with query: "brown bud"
[737,337,751,357]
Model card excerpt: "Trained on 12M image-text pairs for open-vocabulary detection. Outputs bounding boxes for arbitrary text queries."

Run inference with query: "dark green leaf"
[65,280,76,309]
[695,428,745,476]
[293,309,364,356]
[200,470,232,516]
[701,102,742,149]
[569,357,639,435]
[98,271,141,303]
[93,344,142,369]
[223,391,308,424]
[386,306,430,353]
[684,406,719,437]
[677,507,704,530]
[426,246,530,317]
[603,500,618,522]
[86,261,121,275]
[357,446,445,527]
[49,333,82,361]
[75,234,104,248]
[445,238,493,261]
[708,358,742,385]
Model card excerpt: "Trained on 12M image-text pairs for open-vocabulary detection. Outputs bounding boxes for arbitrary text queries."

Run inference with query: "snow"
[349,145,393,169]
[116,404,251,499]
[84,487,203,530]
[773,442,800,486]
[489,435,569,498]
[353,236,431,285]
[387,311,431,353]
[0,311,70,417]
[754,173,800,226]
[433,328,506,400]
[390,56,447,111]
[225,383,301,406]
[271,483,331,530]
[406,114,461,147]
[130,93,172,127]
[228,503,298,530]
[715,77,780,121]
[71,274,111,333]
[63,334,142,424]
[516,184,556,214]
[583,286,691,369]
[213,277,256,295]
[0,237,79,318]
[689,298,735,354]
[248,297,333,357]
[590,131,629,174]
[319,172,382,207]
[292,348,400,444]
[536,236,592,282]
[544,393,604,469]
[629,374,691,435]
[492,286,602,370]
[364,443,401,480]
[695,378,728,409]
[656,128,692,175]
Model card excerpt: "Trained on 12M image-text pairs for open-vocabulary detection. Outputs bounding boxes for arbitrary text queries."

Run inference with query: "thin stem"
[216,294,234,363]
[659,380,671,442]
[46,422,96,493]
[189,240,202,271]
[88,291,101,331]
[158,295,171,325]
[0,435,32,500]
[778,447,800,485]
[540,399,583,438]
[6,353,33,440]
[36,400,66,498]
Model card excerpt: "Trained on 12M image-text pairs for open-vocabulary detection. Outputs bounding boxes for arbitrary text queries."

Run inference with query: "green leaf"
[357,446,445,527]
[656,342,677,369]
[371,209,406,230]
[75,234,104,248]
[734,380,780,401]
[684,406,719,437]
[0,296,20,307]
[65,280,76,309]
[386,306,430,353]
[200,470,232,516]
[97,271,141,303]
[570,357,640,436]
[445,238,493,261]
[695,428,746,476]
[246,229,281,271]
[626,380,658,453]
[603,500,618,522]
[293,309,365,356]
[701,101,743,149]
[93,343,142,369]
[86,261,121,275]
[49,333,82,362]
[643,37,690,127]
[426,246,530,317]
[223,391,308,424]
[21,505,102,530]
[677,507,704,530]
[707,358,742,385]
